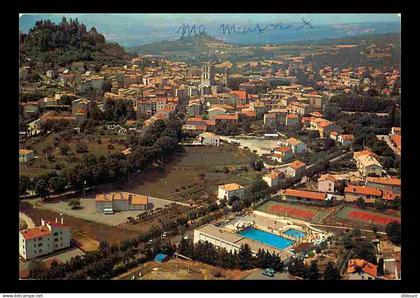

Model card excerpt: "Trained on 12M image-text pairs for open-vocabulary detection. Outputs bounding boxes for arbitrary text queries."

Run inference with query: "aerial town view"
[18,13,401,281]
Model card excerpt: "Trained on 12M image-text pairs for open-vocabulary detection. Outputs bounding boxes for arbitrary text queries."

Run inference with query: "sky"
[19,14,401,47]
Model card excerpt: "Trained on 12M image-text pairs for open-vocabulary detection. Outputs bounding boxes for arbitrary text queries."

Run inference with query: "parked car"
[262,268,275,277]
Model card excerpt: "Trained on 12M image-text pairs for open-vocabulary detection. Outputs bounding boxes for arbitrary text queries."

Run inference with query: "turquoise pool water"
[238,227,294,250]
[284,228,306,239]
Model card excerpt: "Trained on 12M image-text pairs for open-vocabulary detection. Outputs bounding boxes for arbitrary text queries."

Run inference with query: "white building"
[198,132,220,146]
[285,137,307,154]
[19,218,71,260]
[317,174,336,193]
[263,172,282,187]
[19,149,34,163]
[217,183,245,201]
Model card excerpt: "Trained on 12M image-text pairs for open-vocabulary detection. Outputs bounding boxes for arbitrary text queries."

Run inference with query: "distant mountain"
[130,33,233,55]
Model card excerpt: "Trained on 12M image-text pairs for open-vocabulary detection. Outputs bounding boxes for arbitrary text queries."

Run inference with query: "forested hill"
[19,17,133,69]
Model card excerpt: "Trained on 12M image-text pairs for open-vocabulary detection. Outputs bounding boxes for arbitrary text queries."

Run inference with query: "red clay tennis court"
[271,205,316,220]
[348,210,400,225]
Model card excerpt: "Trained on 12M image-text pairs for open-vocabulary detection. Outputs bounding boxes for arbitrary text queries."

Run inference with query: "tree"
[34,178,49,199]
[19,175,31,197]
[342,234,353,249]
[351,228,361,237]
[68,198,81,209]
[178,237,194,258]
[28,259,46,279]
[59,144,71,156]
[307,261,319,280]
[75,142,88,154]
[238,244,254,270]
[49,176,67,193]
[99,240,110,255]
[385,222,401,244]
[356,197,366,209]
[323,262,341,280]
[377,258,384,276]
[231,200,243,213]
[102,80,112,92]
[354,240,377,264]
[288,258,306,278]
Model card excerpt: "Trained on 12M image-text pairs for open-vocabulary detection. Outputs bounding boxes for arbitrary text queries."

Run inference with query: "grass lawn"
[124,145,257,204]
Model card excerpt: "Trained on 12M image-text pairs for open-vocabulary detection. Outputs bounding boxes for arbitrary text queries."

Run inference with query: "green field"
[124,145,257,204]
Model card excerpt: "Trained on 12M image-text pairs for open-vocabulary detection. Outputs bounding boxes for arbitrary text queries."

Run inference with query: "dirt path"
[19,212,35,228]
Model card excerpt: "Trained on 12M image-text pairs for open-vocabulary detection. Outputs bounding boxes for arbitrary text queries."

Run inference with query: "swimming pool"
[284,228,306,239]
[238,227,294,250]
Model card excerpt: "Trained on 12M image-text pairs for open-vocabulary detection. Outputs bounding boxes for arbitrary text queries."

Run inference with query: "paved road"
[19,212,35,228]
[244,269,296,280]
[376,135,400,156]
[311,223,386,235]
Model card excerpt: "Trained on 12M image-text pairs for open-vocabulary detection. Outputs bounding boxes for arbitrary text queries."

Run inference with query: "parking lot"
[37,196,182,226]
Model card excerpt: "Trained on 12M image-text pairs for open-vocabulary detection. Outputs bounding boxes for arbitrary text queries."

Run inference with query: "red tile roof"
[344,185,382,197]
[284,189,327,201]
[20,226,51,240]
[347,259,377,278]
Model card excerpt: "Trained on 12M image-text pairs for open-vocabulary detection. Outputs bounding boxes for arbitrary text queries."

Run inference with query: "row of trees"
[178,238,284,271]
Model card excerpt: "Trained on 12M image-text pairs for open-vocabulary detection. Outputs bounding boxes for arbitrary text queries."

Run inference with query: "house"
[95,192,149,213]
[263,171,283,187]
[281,188,332,206]
[275,160,306,178]
[365,177,401,194]
[208,107,226,119]
[186,102,201,117]
[272,147,293,163]
[338,134,354,146]
[19,149,34,163]
[391,127,401,135]
[27,119,42,136]
[285,114,299,127]
[214,114,239,125]
[19,218,71,260]
[310,118,342,139]
[285,137,307,154]
[71,98,91,115]
[353,151,383,177]
[344,184,383,203]
[347,259,378,280]
[217,183,245,201]
[263,113,277,127]
[198,132,220,146]
[317,174,335,193]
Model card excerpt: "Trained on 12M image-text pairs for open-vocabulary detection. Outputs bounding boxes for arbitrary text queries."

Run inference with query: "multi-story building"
[19,218,71,260]
[217,183,245,201]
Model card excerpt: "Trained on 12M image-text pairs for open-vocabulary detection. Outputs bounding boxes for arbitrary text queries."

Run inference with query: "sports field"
[337,207,400,226]
[256,200,327,223]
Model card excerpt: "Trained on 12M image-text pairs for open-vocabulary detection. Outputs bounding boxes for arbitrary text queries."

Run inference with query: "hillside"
[19,17,133,69]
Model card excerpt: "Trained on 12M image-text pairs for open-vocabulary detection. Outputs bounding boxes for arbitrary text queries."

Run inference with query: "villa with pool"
[193,210,331,261]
